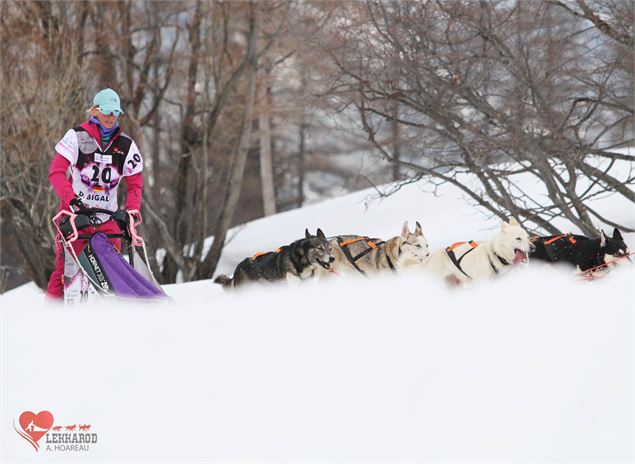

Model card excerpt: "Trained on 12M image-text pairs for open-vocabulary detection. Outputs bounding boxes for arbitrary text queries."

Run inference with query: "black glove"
[111,209,130,229]
[59,214,92,238]
[69,197,90,215]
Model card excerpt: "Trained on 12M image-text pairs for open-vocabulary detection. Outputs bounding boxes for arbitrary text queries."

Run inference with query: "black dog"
[530,228,630,272]
[214,229,334,289]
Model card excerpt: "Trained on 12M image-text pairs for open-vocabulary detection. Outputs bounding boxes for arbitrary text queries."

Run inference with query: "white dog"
[424,218,535,285]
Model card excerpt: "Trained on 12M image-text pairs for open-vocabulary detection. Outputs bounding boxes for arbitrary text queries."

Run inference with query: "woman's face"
[90,108,118,129]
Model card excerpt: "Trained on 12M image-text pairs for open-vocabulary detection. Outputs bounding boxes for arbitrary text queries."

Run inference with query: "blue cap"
[92,88,124,115]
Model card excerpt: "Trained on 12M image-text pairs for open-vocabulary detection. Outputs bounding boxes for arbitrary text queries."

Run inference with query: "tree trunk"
[391,100,401,181]
[198,4,259,279]
[258,67,276,216]
[167,0,202,283]
[92,2,117,87]
[297,118,307,208]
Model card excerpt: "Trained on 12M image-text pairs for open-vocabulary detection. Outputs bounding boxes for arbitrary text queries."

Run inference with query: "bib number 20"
[91,165,111,183]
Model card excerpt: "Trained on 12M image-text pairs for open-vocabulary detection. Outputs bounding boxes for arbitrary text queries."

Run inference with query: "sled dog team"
[214,219,631,289]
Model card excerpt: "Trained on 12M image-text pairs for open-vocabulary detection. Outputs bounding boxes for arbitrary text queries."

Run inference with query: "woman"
[46,88,144,299]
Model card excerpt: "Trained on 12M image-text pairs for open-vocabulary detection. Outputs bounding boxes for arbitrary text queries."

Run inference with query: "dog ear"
[509,217,519,226]
[600,230,607,247]
[401,221,410,238]
[501,220,509,230]
[613,227,623,240]
[316,228,325,239]
[305,228,311,238]
[415,221,423,236]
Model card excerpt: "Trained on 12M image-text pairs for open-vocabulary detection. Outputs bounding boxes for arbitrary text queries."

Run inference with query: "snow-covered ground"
[1,156,633,462]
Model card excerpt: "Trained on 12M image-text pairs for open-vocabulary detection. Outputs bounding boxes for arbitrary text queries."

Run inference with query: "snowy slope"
[1,156,634,462]
[209,153,634,278]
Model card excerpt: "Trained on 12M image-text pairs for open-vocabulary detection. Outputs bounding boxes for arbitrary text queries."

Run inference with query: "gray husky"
[319,221,430,277]
[214,229,334,289]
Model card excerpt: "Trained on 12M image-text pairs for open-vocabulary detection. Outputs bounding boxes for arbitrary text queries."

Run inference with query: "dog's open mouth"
[513,249,528,265]
[316,258,332,270]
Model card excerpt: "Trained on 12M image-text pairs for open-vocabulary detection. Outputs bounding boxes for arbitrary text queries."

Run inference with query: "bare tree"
[140,1,291,282]
[1,1,89,289]
[315,0,634,235]
[198,2,260,279]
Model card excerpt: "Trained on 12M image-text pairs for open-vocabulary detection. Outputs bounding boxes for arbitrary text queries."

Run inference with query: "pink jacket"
[49,120,143,212]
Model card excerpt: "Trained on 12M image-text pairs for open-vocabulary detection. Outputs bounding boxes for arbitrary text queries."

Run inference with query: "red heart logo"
[15,411,54,451]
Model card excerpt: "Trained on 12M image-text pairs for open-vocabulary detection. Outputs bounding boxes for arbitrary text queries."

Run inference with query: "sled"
[53,208,166,305]
[577,252,634,282]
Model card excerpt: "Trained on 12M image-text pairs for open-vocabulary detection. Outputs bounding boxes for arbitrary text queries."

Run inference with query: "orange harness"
[336,236,393,274]
[445,240,479,279]
[445,240,510,277]
[338,236,379,249]
[543,234,577,246]
[446,240,478,252]
[251,248,282,260]
[530,233,577,245]
[532,234,578,263]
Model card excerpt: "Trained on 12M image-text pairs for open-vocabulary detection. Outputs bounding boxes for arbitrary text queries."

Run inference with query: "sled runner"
[53,208,166,305]
[577,252,635,281]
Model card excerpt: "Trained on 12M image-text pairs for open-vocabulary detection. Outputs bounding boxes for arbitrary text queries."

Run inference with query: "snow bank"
[2,155,633,461]
[2,266,632,461]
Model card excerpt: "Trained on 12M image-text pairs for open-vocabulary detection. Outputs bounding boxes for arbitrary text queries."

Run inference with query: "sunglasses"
[96,107,122,117]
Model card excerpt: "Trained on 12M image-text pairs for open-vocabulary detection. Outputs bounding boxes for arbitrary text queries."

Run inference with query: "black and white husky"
[530,228,630,272]
[424,218,535,285]
[214,229,334,289]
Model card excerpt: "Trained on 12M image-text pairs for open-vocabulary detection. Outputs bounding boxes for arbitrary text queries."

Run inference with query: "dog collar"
[489,252,510,275]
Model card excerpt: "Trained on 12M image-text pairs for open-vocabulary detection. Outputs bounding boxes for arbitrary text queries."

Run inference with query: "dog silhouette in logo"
[79,424,91,431]
[52,425,63,432]
[65,425,77,432]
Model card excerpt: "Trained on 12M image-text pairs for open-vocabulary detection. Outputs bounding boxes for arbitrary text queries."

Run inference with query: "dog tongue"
[513,250,526,265]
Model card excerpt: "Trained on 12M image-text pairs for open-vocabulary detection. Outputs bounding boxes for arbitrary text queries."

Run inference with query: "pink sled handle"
[52,210,79,243]
[126,210,144,247]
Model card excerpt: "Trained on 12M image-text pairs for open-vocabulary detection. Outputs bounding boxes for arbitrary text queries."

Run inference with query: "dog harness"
[336,236,395,275]
[445,241,510,279]
[445,241,478,279]
[543,234,577,246]
[252,248,282,260]
[532,233,577,261]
